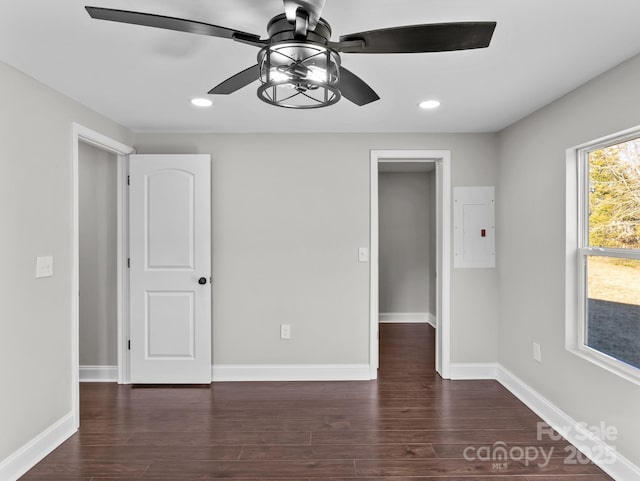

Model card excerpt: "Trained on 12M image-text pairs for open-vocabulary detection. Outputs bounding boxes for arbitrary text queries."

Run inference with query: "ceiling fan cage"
[257,42,341,109]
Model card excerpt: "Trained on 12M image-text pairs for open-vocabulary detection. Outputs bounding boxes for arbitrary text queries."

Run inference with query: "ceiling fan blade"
[336,22,497,54]
[85,6,263,44]
[208,65,260,95]
[283,0,326,29]
[339,67,380,106]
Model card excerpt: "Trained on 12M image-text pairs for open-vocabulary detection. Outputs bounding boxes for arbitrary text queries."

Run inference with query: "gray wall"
[378,172,433,314]
[0,60,132,462]
[133,133,500,366]
[79,142,117,366]
[498,53,640,466]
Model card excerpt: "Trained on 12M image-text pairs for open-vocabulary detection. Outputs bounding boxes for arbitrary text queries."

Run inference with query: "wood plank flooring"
[20,324,612,480]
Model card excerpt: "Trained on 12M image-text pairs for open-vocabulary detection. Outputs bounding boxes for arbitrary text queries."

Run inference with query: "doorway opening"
[378,162,436,327]
[78,142,118,381]
[71,123,135,427]
[369,150,451,379]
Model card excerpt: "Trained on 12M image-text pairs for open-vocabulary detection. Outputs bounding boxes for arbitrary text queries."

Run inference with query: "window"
[574,132,640,381]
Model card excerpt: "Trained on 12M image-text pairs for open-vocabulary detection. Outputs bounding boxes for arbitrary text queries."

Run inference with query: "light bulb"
[190,98,212,107]
[419,100,441,109]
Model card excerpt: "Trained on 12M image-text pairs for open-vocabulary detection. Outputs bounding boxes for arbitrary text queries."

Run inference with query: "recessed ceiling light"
[190,98,213,108]
[419,100,441,109]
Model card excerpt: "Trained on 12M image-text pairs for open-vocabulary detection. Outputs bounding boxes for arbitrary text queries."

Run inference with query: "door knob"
[198,277,207,285]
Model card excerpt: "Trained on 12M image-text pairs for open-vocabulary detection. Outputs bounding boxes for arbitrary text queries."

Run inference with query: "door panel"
[129,154,211,384]
[146,291,195,358]
[146,169,195,269]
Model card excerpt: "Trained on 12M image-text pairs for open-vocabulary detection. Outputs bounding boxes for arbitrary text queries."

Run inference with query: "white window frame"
[566,126,640,386]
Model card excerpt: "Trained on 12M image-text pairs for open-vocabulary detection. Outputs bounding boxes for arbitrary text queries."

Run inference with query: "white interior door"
[129,154,211,383]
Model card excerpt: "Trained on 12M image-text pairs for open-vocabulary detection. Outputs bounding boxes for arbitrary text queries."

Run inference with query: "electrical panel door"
[453,186,495,268]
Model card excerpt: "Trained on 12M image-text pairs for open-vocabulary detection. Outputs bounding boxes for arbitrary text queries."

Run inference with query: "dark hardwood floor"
[21,324,612,480]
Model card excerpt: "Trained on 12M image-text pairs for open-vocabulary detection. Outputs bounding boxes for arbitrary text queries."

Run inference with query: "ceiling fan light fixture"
[190,98,213,107]
[85,4,497,110]
[257,42,341,109]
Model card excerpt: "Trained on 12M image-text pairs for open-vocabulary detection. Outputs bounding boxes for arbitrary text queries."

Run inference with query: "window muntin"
[579,136,640,374]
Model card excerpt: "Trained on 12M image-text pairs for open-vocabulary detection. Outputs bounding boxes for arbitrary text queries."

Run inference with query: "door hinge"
[127,175,130,185]
[127,258,130,268]
[128,340,131,350]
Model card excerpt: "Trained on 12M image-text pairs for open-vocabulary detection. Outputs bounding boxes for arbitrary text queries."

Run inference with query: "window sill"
[568,345,640,387]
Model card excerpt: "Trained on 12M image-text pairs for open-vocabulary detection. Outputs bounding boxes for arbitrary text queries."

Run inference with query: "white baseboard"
[379,312,431,324]
[79,365,117,382]
[212,364,372,382]
[449,362,498,380]
[426,313,437,328]
[6,363,636,481]
[496,365,640,481]
[0,412,76,481]
[446,363,640,478]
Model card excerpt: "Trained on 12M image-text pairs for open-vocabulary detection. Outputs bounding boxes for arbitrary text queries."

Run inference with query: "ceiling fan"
[86,1,496,109]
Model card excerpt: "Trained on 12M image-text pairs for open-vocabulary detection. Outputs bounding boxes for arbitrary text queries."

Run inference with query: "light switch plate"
[36,256,54,278]
[358,247,369,262]
[533,342,542,363]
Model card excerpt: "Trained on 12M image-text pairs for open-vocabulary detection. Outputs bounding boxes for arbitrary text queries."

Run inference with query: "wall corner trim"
[496,365,640,481]
[79,365,118,382]
[0,412,76,481]
[211,364,372,382]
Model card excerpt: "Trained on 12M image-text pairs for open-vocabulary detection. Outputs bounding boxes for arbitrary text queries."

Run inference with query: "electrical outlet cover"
[280,324,291,340]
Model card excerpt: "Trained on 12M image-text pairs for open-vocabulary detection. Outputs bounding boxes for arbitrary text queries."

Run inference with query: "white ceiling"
[1,1,640,134]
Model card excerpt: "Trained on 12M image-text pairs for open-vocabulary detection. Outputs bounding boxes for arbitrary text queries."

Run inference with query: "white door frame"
[71,123,135,426]
[370,150,451,379]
